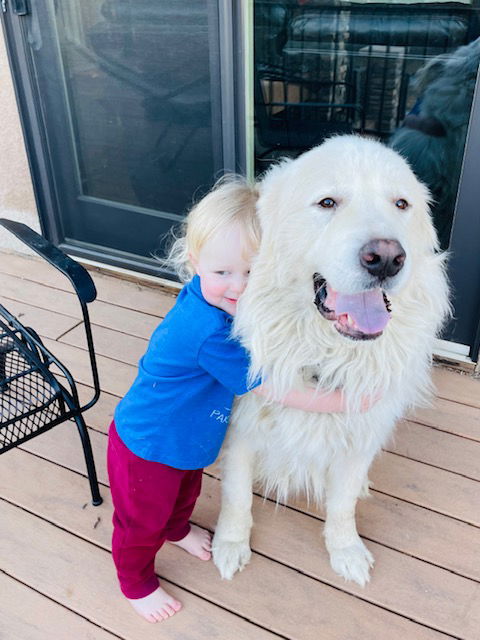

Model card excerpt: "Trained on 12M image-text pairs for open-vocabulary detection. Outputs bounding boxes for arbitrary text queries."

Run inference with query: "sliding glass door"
[2,0,238,275]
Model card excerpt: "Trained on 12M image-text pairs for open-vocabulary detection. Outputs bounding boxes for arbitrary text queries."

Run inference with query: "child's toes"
[148,613,161,623]
[200,548,212,561]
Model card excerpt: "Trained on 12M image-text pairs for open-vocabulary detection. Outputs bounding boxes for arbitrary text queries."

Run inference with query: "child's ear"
[189,252,198,273]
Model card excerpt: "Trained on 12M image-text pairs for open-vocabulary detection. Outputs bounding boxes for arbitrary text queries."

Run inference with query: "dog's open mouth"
[313,273,392,341]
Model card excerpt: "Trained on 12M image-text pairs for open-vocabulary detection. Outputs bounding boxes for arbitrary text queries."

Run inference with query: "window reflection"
[55,1,219,215]
[254,1,480,248]
[390,37,480,250]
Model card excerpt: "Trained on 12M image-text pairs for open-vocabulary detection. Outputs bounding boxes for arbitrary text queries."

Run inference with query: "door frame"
[445,69,480,361]
[1,0,248,276]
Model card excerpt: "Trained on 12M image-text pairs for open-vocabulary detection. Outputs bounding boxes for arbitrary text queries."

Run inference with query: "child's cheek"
[202,275,226,299]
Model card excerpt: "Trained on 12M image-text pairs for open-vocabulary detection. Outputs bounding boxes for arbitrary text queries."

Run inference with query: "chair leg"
[73,414,103,506]
[0,341,14,392]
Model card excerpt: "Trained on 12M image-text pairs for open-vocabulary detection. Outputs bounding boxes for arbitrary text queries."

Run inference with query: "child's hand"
[253,384,381,414]
[325,389,382,413]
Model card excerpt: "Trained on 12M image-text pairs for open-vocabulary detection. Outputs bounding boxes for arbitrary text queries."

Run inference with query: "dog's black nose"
[359,239,406,279]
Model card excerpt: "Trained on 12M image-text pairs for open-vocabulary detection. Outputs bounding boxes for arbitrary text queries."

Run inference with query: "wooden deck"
[1,250,479,640]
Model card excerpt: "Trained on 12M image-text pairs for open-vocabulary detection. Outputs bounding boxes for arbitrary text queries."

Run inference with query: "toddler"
[107,178,375,623]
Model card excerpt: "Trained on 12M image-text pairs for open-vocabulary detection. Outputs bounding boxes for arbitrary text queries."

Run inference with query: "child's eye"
[215,270,228,276]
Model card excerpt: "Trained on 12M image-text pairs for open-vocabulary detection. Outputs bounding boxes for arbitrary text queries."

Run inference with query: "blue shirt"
[114,275,258,469]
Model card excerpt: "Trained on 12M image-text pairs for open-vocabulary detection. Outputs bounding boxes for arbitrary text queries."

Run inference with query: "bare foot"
[169,524,212,561]
[127,586,182,623]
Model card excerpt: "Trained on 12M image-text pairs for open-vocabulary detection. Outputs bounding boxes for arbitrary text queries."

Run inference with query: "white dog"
[212,135,450,586]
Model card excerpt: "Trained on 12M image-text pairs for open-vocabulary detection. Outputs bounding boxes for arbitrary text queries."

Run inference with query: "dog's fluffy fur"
[212,135,450,586]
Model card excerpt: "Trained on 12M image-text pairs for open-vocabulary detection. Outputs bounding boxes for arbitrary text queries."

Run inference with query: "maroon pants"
[107,421,203,599]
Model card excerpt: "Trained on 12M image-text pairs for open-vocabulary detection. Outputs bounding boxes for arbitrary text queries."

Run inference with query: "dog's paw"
[212,538,252,580]
[328,540,374,587]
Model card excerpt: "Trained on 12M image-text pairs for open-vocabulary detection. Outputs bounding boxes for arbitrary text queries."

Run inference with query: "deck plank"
[0,296,81,340]
[1,499,279,640]
[88,301,161,339]
[55,378,480,448]
[33,336,480,494]
[83,386,118,430]
[41,337,137,397]
[388,420,480,480]
[22,414,480,528]
[73,377,479,453]
[0,251,82,291]
[62,379,480,475]
[432,367,480,409]
[195,476,480,639]
[18,424,480,582]
[370,451,479,525]
[1,272,82,317]
[1,572,119,640]
[3,449,477,639]
[411,398,480,442]
[0,252,176,316]
[59,323,148,366]
[1,281,161,340]
[0,458,454,640]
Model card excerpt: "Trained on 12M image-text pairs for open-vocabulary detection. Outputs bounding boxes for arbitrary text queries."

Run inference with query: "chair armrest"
[0,219,97,304]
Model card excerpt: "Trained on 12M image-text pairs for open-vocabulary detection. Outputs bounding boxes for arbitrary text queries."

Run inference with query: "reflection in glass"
[53,1,219,215]
[390,38,480,250]
[254,1,480,248]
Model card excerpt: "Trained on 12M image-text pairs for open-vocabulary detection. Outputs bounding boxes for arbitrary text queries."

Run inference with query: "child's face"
[192,222,254,315]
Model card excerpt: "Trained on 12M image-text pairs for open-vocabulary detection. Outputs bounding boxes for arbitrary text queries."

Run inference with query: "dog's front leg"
[212,438,255,580]
[324,451,375,587]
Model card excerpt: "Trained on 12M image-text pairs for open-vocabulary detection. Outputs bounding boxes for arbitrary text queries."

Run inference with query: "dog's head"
[255,135,439,341]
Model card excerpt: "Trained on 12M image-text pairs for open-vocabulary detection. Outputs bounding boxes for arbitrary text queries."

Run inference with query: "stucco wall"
[0,27,40,255]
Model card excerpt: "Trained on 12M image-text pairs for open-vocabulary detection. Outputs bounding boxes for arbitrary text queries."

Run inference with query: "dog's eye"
[395,198,409,210]
[318,198,337,209]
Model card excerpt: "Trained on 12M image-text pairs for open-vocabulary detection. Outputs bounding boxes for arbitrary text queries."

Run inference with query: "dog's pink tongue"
[335,289,390,334]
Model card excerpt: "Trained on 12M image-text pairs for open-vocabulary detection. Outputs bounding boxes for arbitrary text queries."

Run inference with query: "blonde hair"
[164,176,260,282]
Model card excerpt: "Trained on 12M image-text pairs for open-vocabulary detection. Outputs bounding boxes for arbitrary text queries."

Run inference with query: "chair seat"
[0,317,65,453]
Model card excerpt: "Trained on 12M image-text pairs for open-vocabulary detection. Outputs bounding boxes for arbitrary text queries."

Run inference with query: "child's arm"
[252,384,378,413]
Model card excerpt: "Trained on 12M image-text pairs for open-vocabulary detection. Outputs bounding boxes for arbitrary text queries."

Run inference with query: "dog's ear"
[257,158,293,229]
[413,183,441,255]
[414,56,448,93]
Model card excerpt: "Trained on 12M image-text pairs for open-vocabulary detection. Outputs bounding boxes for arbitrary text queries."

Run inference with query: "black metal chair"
[0,219,102,505]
